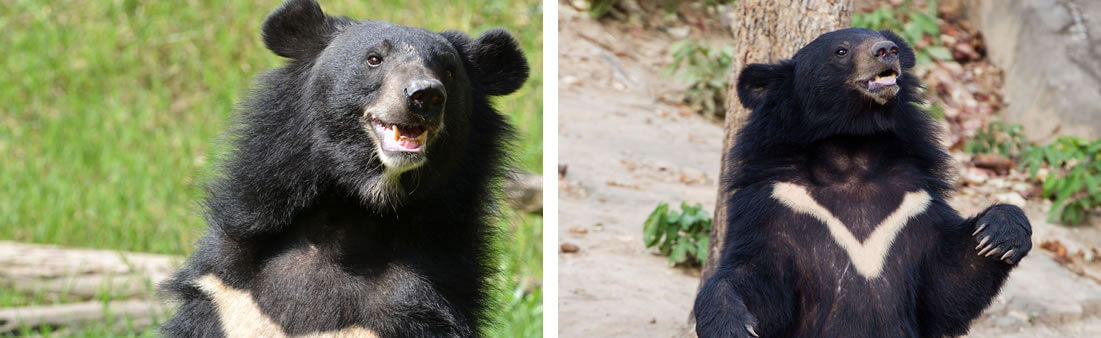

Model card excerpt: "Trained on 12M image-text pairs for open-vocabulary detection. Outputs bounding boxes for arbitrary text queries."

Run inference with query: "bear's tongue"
[375,123,428,152]
[868,74,897,91]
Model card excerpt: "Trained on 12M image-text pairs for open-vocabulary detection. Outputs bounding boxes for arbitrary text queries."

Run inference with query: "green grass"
[0,0,542,336]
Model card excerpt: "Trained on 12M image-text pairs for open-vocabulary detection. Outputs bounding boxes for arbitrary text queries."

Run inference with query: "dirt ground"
[556,5,1101,337]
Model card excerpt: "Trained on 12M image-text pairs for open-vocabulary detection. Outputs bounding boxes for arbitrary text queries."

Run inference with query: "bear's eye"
[835,48,848,56]
[367,55,383,67]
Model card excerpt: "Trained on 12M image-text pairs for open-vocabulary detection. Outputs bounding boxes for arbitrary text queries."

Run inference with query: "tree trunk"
[700,0,854,287]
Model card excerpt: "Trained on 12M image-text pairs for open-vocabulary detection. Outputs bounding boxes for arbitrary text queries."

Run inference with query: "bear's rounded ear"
[879,30,916,70]
[736,62,792,110]
[262,0,337,59]
[443,28,530,96]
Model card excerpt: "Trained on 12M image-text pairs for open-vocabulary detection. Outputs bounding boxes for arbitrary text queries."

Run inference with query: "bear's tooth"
[392,125,401,141]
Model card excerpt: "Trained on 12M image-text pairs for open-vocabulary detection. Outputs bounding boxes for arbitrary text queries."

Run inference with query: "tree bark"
[0,300,170,334]
[0,241,180,300]
[700,0,855,287]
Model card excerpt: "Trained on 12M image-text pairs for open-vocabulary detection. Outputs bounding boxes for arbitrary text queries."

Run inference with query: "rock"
[968,0,1101,141]
[963,167,990,185]
[562,75,582,87]
[1011,182,1033,193]
[990,314,1026,330]
[986,252,1101,329]
[666,26,690,39]
[994,192,1027,207]
[568,226,589,235]
[987,177,1010,190]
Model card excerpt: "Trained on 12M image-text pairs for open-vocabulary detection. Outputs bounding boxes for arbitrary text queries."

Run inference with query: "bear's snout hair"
[364,61,447,131]
[847,35,902,105]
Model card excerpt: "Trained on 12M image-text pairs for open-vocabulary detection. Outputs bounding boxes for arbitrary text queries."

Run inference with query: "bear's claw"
[972,204,1031,265]
[747,325,759,337]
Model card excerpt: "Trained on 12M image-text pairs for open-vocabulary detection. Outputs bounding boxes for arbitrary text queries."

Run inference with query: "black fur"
[695,28,1031,337]
[160,0,529,337]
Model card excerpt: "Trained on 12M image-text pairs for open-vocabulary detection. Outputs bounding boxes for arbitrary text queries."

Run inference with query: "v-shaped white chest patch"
[195,274,380,338]
[771,182,932,279]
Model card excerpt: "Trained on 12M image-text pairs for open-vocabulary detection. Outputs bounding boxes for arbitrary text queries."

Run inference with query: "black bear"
[693,28,1031,337]
[160,0,528,337]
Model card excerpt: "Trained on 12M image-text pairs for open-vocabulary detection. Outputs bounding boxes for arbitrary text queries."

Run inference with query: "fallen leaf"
[560,242,580,253]
[972,153,1015,174]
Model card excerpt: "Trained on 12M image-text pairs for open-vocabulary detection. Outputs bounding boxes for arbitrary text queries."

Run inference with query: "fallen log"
[0,241,181,300]
[0,300,171,333]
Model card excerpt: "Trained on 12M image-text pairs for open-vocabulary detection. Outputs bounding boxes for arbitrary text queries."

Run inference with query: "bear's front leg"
[916,203,1032,336]
[694,277,761,338]
[971,204,1032,264]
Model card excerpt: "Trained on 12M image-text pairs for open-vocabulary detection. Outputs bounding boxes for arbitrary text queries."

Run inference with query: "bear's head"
[735,28,919,138]
[261,0,528,205]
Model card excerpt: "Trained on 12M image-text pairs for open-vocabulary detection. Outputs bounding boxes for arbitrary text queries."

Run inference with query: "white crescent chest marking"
[771,182,932,279]
[195,274,380,338]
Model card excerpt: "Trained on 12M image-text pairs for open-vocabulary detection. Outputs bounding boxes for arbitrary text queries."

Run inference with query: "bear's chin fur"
[364,162,412,207]
[363,131,427,207]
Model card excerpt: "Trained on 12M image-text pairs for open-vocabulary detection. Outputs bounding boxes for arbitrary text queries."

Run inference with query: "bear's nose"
[404,79,446,118]
[872,40,899,63]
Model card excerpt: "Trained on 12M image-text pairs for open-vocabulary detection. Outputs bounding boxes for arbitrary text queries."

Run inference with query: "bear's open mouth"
[867,68,898,91]
[370,118,429,153]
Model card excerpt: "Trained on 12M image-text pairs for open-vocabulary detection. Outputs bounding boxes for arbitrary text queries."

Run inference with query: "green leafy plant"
[587,0,617,18]
[643,202,712,267]
[964,120,1030,157]
[1021,137,1101,225]
[852,0,950,65]
[667,40,734,120]
[964,120,1099,225]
